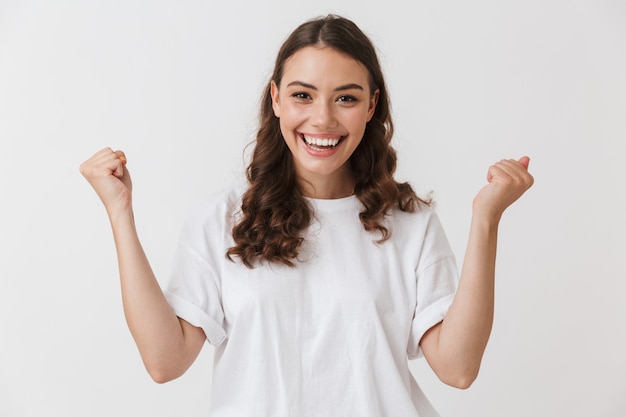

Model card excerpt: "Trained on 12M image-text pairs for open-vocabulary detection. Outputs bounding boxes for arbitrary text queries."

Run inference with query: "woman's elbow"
[437,366,480,390]
[147,370,173,384]
[443,374,476,390]
[149,371,176,384]
[145,363,185,384]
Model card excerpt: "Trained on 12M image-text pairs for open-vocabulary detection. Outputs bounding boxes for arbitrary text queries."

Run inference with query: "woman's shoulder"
[386,201,450,245]
[388,199,438,223]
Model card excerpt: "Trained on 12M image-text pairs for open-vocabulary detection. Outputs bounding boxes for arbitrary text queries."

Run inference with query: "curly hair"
[226,15,430,268]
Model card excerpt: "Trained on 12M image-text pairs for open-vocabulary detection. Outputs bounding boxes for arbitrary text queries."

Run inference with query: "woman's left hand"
[472,156,534,221]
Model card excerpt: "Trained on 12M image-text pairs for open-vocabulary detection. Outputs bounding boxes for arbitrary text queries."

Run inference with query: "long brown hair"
[227,15,429,268]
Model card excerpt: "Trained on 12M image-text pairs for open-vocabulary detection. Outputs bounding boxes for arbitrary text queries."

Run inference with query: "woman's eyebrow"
[286,81,364,91]
[334,83,364,92]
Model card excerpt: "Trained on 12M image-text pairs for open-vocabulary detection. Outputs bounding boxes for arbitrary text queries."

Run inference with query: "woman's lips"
[300,134,344,151]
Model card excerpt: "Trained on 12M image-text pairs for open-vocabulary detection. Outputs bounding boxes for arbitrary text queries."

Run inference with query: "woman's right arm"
[80,148,206,383]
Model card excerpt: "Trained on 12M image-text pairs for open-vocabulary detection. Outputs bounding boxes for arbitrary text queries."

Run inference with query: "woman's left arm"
[420,156,534,389]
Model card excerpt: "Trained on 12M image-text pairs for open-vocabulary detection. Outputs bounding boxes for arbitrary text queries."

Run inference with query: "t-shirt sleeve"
[406,211,459,359]
[163,199,229,347]
[164,244,227,346]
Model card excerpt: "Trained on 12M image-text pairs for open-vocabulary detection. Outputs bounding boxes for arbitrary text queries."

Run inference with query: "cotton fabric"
[165,187,458,417]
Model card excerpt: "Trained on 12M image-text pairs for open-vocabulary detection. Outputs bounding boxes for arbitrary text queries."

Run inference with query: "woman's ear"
[270,81,280,118]
[367,89,379,122]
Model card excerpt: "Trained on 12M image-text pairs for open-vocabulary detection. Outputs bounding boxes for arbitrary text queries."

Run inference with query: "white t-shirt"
[165,187,458,417]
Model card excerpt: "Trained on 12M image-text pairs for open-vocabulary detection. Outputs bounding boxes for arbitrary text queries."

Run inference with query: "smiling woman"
[79,14,533,417]
[270,46,378,198]
[228,16,423,270]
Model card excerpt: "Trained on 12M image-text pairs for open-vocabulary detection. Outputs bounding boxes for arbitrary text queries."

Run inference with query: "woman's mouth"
[301,134,344,151]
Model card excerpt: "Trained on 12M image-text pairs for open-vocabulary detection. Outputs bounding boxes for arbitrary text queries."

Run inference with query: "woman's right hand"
[79,148,133,214]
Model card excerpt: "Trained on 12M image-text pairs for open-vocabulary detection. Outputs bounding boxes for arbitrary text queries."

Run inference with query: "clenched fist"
[80,148,133,214]
[473,156,534,221]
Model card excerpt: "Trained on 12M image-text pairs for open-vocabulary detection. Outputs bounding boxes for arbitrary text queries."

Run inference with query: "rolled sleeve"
[164,291,226,346]
[165,243,227,347]
[407,256,458,359]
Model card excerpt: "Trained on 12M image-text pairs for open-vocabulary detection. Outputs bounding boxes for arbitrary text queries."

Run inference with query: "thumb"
[518,156,531,170]
[112,154,127,178]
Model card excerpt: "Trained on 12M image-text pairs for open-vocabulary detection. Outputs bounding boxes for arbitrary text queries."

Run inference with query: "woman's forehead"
[280,46,370,88]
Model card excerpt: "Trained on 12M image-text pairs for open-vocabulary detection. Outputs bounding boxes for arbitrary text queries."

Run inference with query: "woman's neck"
[297,174,355,200]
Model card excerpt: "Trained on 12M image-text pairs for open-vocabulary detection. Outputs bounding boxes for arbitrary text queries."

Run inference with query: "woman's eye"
[292,92,311,99]
[337,95,357,102]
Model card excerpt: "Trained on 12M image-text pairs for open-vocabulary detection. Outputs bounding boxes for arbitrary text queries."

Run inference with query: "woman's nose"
[311,101,338,129]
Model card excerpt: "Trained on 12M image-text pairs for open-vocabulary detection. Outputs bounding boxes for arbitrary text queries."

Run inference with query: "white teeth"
[303,135,341,147]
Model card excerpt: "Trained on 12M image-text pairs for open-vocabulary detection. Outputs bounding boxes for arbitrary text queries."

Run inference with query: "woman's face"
[271,46,378,198]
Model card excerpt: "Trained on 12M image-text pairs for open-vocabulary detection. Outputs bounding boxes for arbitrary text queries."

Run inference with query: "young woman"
[80,15,533,417]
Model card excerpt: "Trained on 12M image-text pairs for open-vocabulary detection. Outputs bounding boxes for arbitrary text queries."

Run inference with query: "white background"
[1,1,625,416]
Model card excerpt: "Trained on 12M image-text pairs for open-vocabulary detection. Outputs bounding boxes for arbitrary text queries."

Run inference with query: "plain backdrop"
[1,1,625,416]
